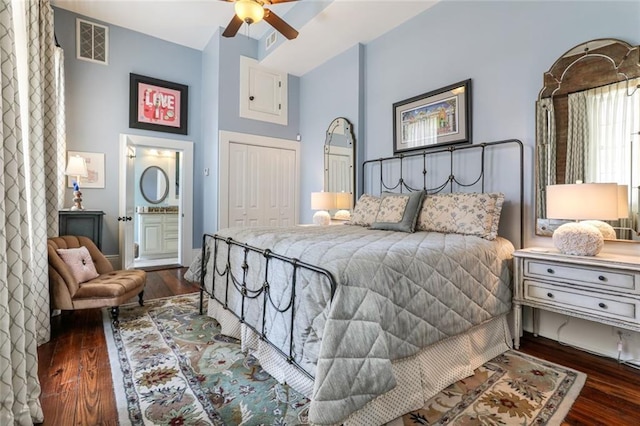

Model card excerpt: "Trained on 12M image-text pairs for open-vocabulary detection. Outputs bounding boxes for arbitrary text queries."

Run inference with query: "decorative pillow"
[347,194,382,226]
[370,191,425,233]
[56,246,100,284]
[416,192,505,240]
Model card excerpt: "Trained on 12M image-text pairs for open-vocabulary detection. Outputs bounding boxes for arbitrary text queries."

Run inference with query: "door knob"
[118,216,132,221]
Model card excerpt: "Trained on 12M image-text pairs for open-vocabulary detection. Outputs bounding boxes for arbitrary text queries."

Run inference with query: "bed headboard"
[362,139,524,248]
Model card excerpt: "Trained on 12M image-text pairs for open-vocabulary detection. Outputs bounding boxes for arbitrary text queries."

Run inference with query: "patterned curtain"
[565,91,589,184]
[0,0,62,423]
[535,98,556,218]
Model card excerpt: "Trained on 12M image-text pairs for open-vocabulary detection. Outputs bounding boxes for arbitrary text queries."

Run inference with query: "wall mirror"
[324,117,355,211]
[535,38,640,241]
[140,165,169,204]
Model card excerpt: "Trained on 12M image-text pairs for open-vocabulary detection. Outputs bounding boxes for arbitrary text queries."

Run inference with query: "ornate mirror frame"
[535,38,640,241]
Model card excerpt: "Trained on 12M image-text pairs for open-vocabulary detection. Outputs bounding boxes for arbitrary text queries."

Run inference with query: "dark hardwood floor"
[37,268,640,425]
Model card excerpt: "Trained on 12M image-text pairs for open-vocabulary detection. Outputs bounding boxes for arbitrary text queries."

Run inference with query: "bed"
[186,139,524,425]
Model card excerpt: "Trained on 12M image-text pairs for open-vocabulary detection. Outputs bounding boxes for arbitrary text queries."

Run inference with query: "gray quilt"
[186,225,514,425]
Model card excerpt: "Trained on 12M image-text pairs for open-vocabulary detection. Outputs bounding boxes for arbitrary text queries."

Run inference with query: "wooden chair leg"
[110,306,119,326]
[138,290,144,306]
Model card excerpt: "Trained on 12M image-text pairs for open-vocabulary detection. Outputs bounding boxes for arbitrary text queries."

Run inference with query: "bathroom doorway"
[119,134,194,270]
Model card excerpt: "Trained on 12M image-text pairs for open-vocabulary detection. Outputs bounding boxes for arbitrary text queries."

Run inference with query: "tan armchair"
[47,236,146,324]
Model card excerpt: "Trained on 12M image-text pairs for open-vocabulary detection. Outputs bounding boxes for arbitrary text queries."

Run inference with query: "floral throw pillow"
[370,191,425,233]
[416,192,505,240]
[347,194,382,227]
[56,246,100,284]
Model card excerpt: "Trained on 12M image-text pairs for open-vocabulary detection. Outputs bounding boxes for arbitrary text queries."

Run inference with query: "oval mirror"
[140,166,169,204]
[535,38,640,241]
[324,117,355,212]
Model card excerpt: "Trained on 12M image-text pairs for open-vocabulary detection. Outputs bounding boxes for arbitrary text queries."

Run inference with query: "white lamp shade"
[65,155,88,177]
[235,0,264,24]
[311,192,336,210]
[335,192,352,210]
[546,183,619,221]
[618,185,629,218]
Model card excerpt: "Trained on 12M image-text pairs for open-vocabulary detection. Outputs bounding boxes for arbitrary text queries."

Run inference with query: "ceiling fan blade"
[263,9,298,40]
[222,14,244,38]
[268,0,299,4]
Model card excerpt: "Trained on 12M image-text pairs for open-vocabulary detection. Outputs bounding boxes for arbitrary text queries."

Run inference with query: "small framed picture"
[67,151,105,188]
[393,79,471,154]
[129,73,188,135]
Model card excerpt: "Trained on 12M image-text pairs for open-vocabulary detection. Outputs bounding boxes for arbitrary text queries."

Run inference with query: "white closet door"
[228,142,296,227]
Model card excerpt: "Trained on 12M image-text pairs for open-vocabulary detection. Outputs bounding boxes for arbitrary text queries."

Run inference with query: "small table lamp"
[311,192,336,226]
[65,155,88,211]
[546,183,619,256]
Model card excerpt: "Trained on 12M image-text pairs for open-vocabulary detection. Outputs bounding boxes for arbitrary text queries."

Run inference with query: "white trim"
[119,134,194,267]
[219,130,300,229]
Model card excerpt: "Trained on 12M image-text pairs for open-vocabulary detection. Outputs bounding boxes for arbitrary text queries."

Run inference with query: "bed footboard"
[198,232,337,380]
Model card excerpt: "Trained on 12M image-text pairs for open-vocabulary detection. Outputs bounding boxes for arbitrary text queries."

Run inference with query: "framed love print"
[129,73,188,135]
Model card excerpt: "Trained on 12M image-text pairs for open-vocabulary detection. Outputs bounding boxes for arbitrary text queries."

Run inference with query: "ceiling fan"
[221,0,299,40]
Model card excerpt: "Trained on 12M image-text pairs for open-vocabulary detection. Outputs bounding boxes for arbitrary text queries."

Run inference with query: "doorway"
[119,134,194,270]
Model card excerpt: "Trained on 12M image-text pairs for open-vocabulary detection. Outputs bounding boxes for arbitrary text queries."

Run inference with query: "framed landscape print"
[129,73,188,135]
[393,79,471,154]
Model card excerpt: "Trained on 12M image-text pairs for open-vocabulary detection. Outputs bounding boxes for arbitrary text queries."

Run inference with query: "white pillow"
[56,246,100,283]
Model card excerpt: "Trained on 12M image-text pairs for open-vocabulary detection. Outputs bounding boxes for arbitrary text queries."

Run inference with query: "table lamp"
[311,192,336,226]
[546,183,619,255]
[65,155,88,211]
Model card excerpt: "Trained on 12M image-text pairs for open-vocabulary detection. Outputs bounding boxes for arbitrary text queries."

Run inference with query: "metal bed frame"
[198,138,523,380]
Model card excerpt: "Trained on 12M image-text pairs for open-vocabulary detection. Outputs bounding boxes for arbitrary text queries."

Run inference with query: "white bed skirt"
[207,298,512,426]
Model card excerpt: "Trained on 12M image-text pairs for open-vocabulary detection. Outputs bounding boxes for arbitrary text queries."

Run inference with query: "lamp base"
[333,209,351,221]
[71,190,85,211]
[313,210,331,226]
[552,222,604,256]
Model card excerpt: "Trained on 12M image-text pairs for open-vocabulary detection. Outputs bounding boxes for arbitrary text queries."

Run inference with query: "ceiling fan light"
[235,0,264,24]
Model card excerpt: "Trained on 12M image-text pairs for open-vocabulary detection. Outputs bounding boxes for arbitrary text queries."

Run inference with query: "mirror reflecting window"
[324,117,355,212]
[140,165,169,204]
[535,38,640,241]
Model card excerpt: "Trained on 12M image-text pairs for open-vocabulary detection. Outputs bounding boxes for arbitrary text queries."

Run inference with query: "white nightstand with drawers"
[513,248,640,349]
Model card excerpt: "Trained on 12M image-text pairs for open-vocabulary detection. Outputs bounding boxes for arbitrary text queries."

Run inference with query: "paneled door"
[227,142,296,227]
[219,131,300,230]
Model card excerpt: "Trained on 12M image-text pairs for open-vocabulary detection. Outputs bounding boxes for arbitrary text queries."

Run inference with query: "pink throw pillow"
[56,246,100,283]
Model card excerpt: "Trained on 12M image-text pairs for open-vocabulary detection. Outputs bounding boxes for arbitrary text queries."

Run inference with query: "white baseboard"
[105,254,121,270]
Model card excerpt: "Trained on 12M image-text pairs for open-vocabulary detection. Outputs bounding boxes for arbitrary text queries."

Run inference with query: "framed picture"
[67,151,105,188]
[129,73,188,135]
[393,79,471,154]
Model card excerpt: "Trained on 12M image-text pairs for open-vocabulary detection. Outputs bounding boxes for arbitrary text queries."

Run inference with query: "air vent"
[76,18,109,65]
[265,31,277,50]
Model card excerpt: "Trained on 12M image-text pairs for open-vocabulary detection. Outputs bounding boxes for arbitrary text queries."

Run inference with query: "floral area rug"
[103,294,585,425]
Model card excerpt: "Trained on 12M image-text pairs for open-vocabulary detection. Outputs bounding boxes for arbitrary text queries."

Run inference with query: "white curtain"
[1,0,65,423]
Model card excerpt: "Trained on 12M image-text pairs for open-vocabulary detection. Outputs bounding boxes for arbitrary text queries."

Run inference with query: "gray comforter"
[187,225,514,425]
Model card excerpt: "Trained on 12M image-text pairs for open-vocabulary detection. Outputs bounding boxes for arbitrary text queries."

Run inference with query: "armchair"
[47,235,146,324]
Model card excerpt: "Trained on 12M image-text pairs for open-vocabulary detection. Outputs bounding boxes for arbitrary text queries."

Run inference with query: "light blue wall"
[363,0,640,245]
[299,44,363,224]
[54,7,202,255]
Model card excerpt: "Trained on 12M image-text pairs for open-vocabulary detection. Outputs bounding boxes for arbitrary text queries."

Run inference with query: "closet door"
[227,142,296,227]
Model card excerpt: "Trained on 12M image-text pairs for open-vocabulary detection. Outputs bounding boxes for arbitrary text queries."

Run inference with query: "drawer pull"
[598,302,608,309]
[546,292,554,299]
[598,275,607,282]
[546,268,555,274]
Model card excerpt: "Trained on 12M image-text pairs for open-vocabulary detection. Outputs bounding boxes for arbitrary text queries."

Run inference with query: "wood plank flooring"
[36,268,640,425]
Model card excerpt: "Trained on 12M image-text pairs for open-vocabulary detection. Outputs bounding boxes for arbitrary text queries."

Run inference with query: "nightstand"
[513,248,640,349]
[58,210,105,250]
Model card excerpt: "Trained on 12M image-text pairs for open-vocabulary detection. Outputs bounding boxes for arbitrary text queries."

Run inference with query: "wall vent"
[265,31,277,50]
[76,18,109,65]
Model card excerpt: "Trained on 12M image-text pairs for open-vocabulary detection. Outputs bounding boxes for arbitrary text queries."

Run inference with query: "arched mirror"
[324,117,355,215]
[140,166,169,204]
[535,38,640,241]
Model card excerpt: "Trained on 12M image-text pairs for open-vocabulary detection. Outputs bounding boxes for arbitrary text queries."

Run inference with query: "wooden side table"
[58,210,105,250]
[513,247,640,349]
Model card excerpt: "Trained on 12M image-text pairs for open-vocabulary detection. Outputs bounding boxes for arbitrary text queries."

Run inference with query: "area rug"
[103,294,586,425]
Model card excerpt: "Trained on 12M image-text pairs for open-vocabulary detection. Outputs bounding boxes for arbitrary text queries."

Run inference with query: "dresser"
[58,210,105,250]
[513,248,640,349]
